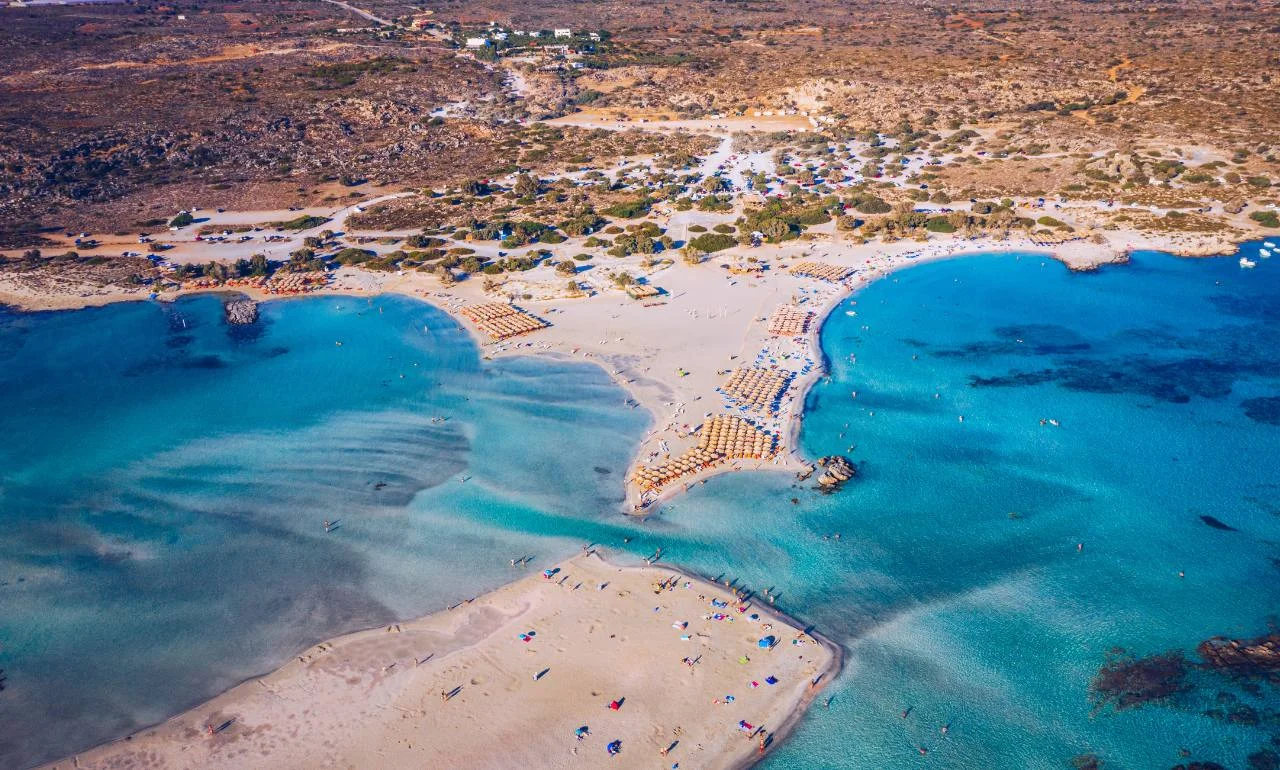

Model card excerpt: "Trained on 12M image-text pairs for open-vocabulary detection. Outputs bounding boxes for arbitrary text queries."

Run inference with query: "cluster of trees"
[736,196,840,243]
[606,222,672,257]
[172,254,272,280]
[842,201,1032,241]
[686,232,736,253]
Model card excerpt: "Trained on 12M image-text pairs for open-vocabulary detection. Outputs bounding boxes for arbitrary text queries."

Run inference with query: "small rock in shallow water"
[1199,515,1238,532]
[224,299,259,325]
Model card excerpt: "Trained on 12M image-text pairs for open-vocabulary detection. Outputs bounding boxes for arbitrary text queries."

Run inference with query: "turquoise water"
[2,245,1278,768]
[652,246,1280,769]
[0,294,649,767]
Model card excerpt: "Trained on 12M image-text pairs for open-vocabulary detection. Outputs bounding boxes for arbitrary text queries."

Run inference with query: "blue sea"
[1,245,1277,768]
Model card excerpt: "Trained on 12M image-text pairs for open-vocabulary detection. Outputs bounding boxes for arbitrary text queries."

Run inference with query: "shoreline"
[45,550,841,770]
[10,230,1263,770]
[0,230,1250,518]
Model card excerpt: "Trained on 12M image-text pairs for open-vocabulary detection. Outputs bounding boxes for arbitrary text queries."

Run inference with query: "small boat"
[1260,248,1272,258]
[1265,241,1277,247]
[1048,419,1060,427]
[1239,257,1257,269]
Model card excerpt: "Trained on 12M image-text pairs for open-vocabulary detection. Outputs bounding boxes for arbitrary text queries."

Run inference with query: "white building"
[588,32,601,41]
[465,37,487,48]
[554,28,571,38]
[491,31,508,41]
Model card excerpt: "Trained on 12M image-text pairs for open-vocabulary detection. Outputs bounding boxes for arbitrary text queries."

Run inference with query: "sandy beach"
[0,221,1246,514]
[44,551,839,770]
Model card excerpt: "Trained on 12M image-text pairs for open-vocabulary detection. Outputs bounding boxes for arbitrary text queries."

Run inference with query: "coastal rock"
[1090,649,1190,711]
[1196,632,1280,678]
[224,299,259,325]
[815,455,856,489]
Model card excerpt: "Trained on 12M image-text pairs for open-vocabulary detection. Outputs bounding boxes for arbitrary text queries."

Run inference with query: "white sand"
[0,223,1244,512]
[45,552,838,770]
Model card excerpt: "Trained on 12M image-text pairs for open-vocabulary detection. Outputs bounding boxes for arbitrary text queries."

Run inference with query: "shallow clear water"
[657,247,1280,769]
[0,294,649,767]
[2,246,1278,769]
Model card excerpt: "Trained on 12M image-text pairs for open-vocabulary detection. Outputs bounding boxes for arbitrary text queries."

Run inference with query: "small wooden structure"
[626,284,662,300]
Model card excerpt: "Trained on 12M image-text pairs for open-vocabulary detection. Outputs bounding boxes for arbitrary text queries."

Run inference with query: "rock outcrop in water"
[815,456,856,489]
[1197,632,1280,679]
[224,298,259,325]
[1091,631,1280,714]
[1091,649,1190,711]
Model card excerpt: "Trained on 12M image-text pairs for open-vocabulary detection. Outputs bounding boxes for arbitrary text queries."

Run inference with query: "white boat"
[1265,241,1277,247]
[1239,257,1257,268]
[1259,248,1271,258]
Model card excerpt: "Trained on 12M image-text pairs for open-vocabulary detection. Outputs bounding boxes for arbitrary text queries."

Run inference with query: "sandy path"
[45,552,838,770]
[316,0,392,26]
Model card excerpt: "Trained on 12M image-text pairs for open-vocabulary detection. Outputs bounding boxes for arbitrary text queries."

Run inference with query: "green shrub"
[604,198,652,219]
[1036,215,1069,229]
[854,197,891,214]
[687,233,736,253]
[332,247,376,265]
[1249,210,1280,228]
[269,215,331,231]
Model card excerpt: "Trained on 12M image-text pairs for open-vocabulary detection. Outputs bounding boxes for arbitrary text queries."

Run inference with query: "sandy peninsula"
[45,551,838,770]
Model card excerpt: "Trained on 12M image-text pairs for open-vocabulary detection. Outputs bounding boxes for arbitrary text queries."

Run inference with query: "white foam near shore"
[46,551,838,770]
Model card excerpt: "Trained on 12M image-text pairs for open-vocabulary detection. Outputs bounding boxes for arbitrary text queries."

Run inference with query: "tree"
[249,253,271,276]
[611,271,635,288]
[463,180,491,196]
[758,217,790,240]
[701,176,726,194]
[556,260,577,276]
[205,261,229,282]
[514,173,540,198]
[169,212,194,228]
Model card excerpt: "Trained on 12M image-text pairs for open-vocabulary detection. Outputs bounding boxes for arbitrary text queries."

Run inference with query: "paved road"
[318,0,392,26]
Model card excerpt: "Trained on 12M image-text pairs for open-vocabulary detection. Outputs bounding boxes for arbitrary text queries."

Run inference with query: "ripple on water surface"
[2,247,1279,769]
[0,294,649,768]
